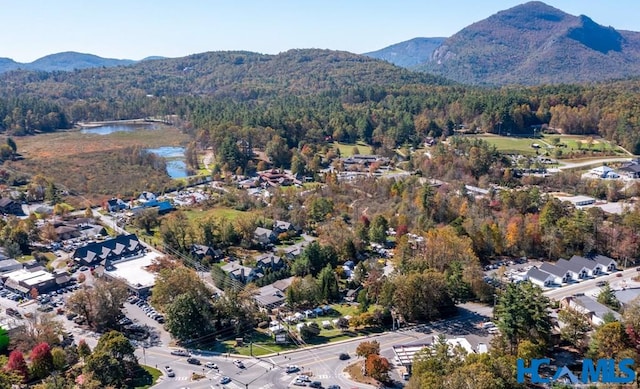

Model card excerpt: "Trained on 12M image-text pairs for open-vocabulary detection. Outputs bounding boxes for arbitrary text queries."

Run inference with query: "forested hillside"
[1,48,640,153]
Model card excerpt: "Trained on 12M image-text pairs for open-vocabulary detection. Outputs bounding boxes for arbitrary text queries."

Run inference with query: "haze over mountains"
[3,2,640,86]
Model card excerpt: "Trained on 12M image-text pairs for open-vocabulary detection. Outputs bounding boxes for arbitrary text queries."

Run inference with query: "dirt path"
[202,149,214,169]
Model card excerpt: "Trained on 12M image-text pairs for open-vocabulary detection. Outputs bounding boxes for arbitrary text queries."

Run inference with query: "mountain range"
[0,52,137,73]
[368,1,640,85]
[3,2,640,86]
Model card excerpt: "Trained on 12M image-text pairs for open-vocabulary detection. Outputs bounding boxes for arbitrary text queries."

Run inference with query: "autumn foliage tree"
[29,342,54,379]
[365,354,391,383]
[6,350,28,382]
[356,340,380,358]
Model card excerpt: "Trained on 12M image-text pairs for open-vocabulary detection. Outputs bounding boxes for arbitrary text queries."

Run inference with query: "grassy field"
[183,207,248,222]
[473,134,628,157]
[331,141,373,157]
[474,135,542,155]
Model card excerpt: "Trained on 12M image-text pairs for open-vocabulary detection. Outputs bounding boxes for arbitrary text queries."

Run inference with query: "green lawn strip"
[331,142,373,157]
[131,365,162,389]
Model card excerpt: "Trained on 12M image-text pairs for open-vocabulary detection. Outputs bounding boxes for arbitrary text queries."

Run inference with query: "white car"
[233,359,245,368]
[164,366,175,378]
[205,362,218,369]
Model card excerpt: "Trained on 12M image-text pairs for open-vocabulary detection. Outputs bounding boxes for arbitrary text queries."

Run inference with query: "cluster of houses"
[339,154,391,172]
[525,255,617,287]
[584,160,640,180]
[104,191,174,215]
[45,218,106,242]
[237,170,305,190]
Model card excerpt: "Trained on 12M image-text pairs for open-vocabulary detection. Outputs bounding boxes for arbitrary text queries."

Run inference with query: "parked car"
[309,382,323,388]
[187,357,201,365]
[205,362,218,369]
[293,379,307,387]
[327,386,341,389]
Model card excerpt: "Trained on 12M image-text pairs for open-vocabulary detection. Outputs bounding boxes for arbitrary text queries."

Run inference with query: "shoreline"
[76,118,172,128]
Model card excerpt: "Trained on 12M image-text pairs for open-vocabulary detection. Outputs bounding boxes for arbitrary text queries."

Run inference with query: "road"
[553,156,633,171]
[144,302,494,389]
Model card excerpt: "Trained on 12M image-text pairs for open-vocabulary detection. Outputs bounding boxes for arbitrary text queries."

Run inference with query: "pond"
[80,123,158,135]
[146,146,188,179]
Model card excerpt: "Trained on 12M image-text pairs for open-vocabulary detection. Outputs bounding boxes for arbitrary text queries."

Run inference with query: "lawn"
[212,303,384,357]
[549,135,627,154]
[471,134,629,159]
[474,135,541,155]
[183,207,248,222]
[331,141,373,157]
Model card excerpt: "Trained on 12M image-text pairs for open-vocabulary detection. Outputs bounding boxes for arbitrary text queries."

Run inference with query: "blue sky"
[1,1,639,62]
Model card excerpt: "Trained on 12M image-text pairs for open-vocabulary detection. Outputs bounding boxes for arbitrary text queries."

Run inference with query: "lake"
[147,146,188,179]
[80,123,158,135]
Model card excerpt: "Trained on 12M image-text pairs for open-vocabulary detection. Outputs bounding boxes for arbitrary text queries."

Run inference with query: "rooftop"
[104,251,160,289]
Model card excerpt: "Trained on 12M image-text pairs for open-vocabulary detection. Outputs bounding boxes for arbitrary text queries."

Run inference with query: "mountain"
[0,52,136,74]
[26,52,135,72]
[416,1,640,85]
[0,49,451,100]
[0,58,19,73]
[363,37,446,67]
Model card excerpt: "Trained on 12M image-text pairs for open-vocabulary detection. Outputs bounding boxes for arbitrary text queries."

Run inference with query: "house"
[104,198,128,212]
[539,263,572,284]
[555,258,590,280]
[255,254,284,271]
[561,294,621,326]
[191,244,223,261]
[589,254,617,272]
[138,192,157,203]
[254,277,294,309]
[130,199,174,215]
[588,166,619,179]
[72,234,145,266]
[221,262,254,284]
[55,225,81,241]
[619,163,640,179]
[525,267,555,287]
[273,220,301,235]
[0,198,22,215]
[254,227,277,245]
